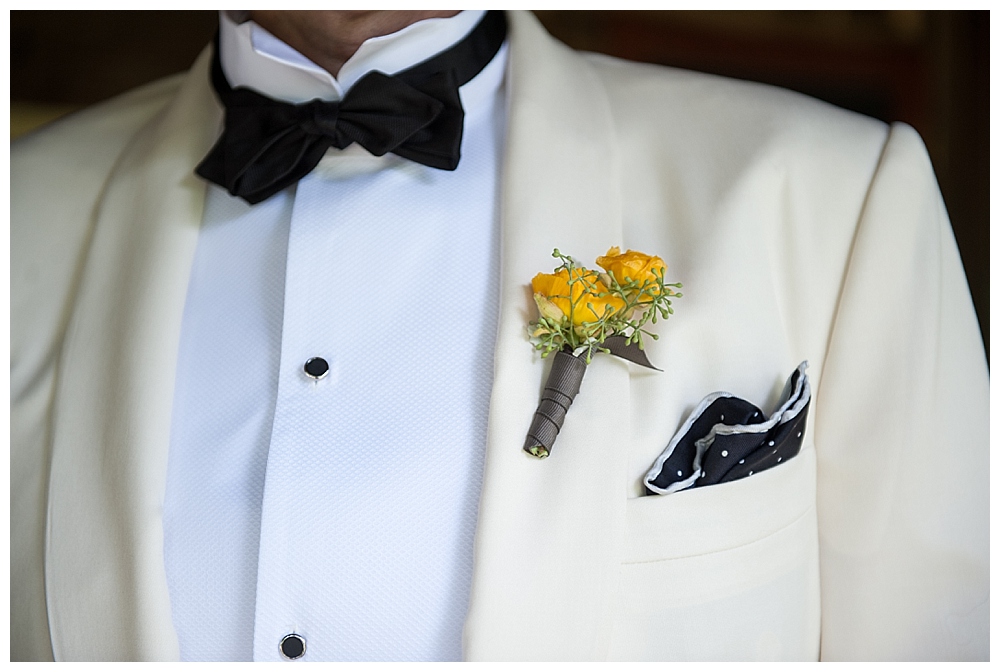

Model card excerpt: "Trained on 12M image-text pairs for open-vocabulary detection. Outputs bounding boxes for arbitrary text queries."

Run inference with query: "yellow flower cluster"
[528,246,680,360]
[531,247,666,328]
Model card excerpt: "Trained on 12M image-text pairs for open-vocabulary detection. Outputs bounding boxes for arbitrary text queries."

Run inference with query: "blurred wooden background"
[10,10,988,349]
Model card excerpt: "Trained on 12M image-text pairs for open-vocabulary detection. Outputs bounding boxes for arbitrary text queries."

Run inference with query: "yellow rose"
[531,267,625,325]
[595,246,666,298]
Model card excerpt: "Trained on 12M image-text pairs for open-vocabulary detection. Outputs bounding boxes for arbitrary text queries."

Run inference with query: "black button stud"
[280,633,306,660]
[303,357,329,380]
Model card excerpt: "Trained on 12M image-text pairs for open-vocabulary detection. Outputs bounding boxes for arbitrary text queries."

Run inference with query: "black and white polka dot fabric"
[644,362,810,495]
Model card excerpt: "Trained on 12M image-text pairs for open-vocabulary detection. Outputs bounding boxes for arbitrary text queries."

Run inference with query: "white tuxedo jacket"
[11,12,988,661]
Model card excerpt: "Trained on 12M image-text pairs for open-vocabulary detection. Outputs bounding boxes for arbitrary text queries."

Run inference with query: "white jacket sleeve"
[813,122,988,660]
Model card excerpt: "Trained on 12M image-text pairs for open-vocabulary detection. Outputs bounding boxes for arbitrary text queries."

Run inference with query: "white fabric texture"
[162,11,506,661]
[162,190,293,660]
[10,11,988,662]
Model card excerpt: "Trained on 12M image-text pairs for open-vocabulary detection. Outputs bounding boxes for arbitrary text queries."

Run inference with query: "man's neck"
[248,11,461,78]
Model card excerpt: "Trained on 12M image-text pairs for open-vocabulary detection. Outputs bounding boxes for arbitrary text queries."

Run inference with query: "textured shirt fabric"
[162,10,506,661]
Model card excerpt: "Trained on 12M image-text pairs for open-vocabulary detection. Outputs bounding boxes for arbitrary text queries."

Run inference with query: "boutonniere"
[524,247,683,458]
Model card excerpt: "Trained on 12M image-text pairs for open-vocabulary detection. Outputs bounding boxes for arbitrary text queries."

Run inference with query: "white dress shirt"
[162,10,507,661]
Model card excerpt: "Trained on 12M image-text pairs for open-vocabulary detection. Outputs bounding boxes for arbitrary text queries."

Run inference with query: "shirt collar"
[219,10,490,104]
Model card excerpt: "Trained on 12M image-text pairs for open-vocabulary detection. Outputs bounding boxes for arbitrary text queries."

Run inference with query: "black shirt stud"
[280,633,306,660]
[304,357,329,380]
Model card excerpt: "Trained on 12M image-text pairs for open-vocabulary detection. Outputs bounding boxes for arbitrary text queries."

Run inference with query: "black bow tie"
[196,11,506,204]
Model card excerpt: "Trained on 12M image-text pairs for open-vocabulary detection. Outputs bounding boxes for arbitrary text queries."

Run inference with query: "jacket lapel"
[45,48,220,660]
[463,12,629,660]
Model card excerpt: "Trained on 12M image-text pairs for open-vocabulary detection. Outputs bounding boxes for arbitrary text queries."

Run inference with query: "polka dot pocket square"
[644,362,810,495]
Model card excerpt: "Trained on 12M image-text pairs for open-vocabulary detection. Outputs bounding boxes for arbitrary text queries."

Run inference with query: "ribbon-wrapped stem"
[523,349,589,459]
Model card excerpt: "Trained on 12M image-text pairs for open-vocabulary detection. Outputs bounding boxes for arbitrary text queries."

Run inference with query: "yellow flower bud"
[531,267,625,325]
[595,246,667,299]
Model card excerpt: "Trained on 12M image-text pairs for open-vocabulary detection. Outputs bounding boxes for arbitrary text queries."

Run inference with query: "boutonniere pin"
[524,247,683,458]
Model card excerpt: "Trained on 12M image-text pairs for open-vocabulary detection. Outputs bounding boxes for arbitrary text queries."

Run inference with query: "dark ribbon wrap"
[196,10,507,204]
[523,337,660,459]
[524,350,589,459]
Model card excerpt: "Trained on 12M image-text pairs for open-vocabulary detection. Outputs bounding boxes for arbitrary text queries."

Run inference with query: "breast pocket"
[609,443,820,661]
